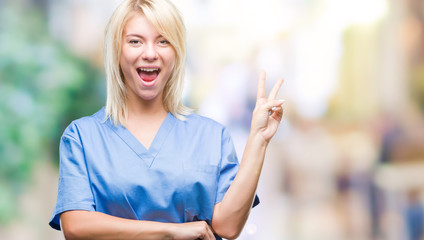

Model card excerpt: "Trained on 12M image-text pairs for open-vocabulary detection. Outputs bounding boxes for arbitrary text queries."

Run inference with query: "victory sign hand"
[250,70,285,143]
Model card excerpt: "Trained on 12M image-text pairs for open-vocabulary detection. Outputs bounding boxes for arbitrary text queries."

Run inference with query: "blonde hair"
[104,0,191,125]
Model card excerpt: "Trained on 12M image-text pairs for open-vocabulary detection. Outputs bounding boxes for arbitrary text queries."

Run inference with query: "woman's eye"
[129,40,141,45]
[158,39,170,45]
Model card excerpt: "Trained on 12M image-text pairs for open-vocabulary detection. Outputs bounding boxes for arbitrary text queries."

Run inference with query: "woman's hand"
[211,71,285,238]
[61,210,215,240]
[171,221,215,240]
[250,70,285,143]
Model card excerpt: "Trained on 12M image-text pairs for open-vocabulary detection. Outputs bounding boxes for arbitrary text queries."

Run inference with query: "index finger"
[257,70,266,100]
[268,77,285,100]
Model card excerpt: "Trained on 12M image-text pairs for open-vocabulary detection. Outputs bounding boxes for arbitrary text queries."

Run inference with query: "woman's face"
[120,13,176,104]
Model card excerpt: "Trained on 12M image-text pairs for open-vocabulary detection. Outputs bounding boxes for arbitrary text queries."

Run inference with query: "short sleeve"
[49,123,95,230]
[215,128,260,208]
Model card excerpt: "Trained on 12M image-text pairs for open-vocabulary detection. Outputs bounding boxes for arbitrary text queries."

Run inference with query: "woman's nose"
[141,43,158,61]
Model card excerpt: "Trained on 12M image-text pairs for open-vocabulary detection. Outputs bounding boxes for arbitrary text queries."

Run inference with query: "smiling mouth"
[137,67,160,82]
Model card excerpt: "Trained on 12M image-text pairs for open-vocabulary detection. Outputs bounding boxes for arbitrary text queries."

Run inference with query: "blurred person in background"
[405,189,424,240]
[48,0,285,239]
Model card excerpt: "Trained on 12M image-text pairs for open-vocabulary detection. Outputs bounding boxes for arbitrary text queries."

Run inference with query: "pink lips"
[137,67,160,87]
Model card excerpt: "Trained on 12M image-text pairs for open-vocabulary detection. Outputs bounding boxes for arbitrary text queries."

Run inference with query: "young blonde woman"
[49,0,285,239]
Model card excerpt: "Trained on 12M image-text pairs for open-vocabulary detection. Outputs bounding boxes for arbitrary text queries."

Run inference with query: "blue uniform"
[49,107,259,238]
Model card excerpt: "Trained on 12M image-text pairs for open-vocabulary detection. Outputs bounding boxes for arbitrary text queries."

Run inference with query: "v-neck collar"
[104,110,177,168]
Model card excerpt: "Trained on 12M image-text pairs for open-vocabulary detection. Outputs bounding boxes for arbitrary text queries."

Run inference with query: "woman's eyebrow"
[125,33,164,39]
[125,33,143,38]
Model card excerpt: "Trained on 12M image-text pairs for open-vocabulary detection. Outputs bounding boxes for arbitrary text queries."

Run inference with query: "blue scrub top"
[49,107,259,238]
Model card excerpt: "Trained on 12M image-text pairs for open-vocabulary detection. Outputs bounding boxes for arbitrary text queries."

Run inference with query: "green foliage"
[0,2,104,224]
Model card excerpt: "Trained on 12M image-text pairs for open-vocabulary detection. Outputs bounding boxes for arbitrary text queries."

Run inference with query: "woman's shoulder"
[184,113,224,126]
[180,113,229,134]
[62,107,106,138]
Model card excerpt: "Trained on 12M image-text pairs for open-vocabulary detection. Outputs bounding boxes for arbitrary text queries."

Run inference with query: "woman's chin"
[137,91,160,102]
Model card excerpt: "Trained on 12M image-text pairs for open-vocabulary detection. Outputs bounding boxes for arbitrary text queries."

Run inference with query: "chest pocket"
[183,164,219,223]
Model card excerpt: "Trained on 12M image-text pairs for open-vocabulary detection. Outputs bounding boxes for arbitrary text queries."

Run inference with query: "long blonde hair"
[104,0,191,125]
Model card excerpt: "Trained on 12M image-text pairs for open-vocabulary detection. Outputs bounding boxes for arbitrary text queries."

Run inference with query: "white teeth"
[138,68,159,72]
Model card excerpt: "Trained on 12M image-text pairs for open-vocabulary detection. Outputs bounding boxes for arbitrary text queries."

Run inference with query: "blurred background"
[0,0,424,239]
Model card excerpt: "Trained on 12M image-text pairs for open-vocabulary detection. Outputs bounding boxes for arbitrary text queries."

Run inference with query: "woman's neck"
[125,93,168,122]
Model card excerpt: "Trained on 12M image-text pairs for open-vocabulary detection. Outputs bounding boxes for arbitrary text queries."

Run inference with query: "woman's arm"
[61,210,215,240]
[212,71,285,239]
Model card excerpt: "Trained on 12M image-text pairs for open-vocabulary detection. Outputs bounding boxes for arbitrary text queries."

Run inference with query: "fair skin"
[61,12,284,240]
[119,13,175,149]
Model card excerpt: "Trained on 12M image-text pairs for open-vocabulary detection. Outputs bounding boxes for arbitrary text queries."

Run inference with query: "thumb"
[264,99,285,111]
